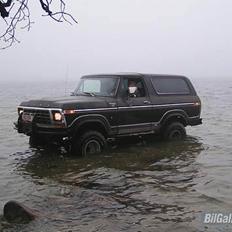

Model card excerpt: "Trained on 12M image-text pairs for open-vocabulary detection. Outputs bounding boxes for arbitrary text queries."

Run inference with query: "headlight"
[53,112,62,121]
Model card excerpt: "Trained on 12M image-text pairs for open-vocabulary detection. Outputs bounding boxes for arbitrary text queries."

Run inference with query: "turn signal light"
[63,110,76,115]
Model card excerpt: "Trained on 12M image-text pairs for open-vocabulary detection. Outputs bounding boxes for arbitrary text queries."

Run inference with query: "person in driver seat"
[128,80,141,97]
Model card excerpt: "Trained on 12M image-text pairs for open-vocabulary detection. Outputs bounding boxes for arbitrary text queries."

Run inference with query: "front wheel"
[71,131,107,156]
[162,122,186,141]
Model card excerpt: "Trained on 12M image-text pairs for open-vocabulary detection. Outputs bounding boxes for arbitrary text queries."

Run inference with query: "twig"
[0,0,77,49]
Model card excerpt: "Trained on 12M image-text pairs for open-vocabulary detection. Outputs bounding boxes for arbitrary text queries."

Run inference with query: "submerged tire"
[29,134,47,147]
[162,122,186,141]
[71,130,107,156]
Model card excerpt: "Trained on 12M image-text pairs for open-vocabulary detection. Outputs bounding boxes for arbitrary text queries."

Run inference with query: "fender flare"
[159,110,188,126]
[68,114,111,134]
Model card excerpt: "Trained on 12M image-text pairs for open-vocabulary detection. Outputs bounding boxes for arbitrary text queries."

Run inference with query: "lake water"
[0,78,232,232]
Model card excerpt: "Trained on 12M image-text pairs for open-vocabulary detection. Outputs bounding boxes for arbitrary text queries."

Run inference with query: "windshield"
[74,77,119,97]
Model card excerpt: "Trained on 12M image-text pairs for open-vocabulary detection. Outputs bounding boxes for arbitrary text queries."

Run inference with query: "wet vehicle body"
[16,73,202,156]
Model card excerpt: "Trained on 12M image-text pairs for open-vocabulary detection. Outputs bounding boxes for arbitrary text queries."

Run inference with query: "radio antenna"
[64,65,69,96]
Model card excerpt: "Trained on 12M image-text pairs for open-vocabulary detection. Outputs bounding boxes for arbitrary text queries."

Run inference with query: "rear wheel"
[71,130,107,156]
[162,122,186,141]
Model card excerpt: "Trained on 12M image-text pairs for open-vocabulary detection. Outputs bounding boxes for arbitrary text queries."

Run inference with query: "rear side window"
[151,77,190,95]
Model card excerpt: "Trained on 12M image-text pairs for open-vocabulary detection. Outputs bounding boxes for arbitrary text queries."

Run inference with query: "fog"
[1,0,232,82]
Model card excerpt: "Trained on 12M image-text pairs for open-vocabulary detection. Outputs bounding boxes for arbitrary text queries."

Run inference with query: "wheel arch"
[160,110,188,128]
[69,114,111,137]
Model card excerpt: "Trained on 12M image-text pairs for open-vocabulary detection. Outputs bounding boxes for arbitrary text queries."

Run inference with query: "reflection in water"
[3,136,206,232]
[21,135,204,176]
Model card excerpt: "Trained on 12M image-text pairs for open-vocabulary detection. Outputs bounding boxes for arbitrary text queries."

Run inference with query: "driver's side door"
[116,76,153,135]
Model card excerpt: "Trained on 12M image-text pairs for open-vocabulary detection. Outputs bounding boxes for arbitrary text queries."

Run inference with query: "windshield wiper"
[83,92,96,97]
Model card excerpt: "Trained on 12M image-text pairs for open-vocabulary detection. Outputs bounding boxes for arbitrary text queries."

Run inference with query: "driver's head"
[128,80,136,87]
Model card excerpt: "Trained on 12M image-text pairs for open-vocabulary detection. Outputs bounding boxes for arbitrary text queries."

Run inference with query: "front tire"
[162,122,186,141]
[71,131,107,156]
[29,134,47,148]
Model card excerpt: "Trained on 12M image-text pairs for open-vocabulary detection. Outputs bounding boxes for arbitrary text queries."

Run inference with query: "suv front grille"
[23,109,51,125]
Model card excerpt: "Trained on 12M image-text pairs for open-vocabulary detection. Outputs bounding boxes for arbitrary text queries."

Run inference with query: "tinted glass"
[151,77,190,94]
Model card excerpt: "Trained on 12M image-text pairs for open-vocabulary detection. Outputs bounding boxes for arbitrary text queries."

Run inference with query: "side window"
[123,78,146,98]
[151,77,190,95]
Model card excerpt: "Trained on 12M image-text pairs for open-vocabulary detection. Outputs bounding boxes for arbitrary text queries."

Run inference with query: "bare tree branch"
[0,0,12,18]
[39,0,77,24]
[0,0,77,49]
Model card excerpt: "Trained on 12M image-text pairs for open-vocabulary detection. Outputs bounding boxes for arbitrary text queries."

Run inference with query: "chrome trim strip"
[152,102,194,107]
[74,102,196,112]
[118,105,152,109]
[18,106,63,111]
[74,108,117,112]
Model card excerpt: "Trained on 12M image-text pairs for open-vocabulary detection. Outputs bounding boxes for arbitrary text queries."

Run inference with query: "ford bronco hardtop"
[16,73,202,156]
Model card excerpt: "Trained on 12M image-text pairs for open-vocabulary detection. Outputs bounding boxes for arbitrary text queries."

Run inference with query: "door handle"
[109,102,117,107]
[143,100,151,105]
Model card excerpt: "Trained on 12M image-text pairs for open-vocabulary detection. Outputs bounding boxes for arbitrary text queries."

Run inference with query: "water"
[0,79,232,231]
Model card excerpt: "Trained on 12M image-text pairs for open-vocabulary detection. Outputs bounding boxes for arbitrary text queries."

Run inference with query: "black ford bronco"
[16,73,202,156]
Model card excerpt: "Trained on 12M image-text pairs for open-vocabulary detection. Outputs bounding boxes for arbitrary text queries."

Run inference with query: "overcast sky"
[0,0,232,82]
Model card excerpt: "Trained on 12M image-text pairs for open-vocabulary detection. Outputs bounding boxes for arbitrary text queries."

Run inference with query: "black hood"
[20,96,109,110]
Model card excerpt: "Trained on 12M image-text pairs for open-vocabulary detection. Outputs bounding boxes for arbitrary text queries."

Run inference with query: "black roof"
[82,73,187,79]
[82,73,142,78]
